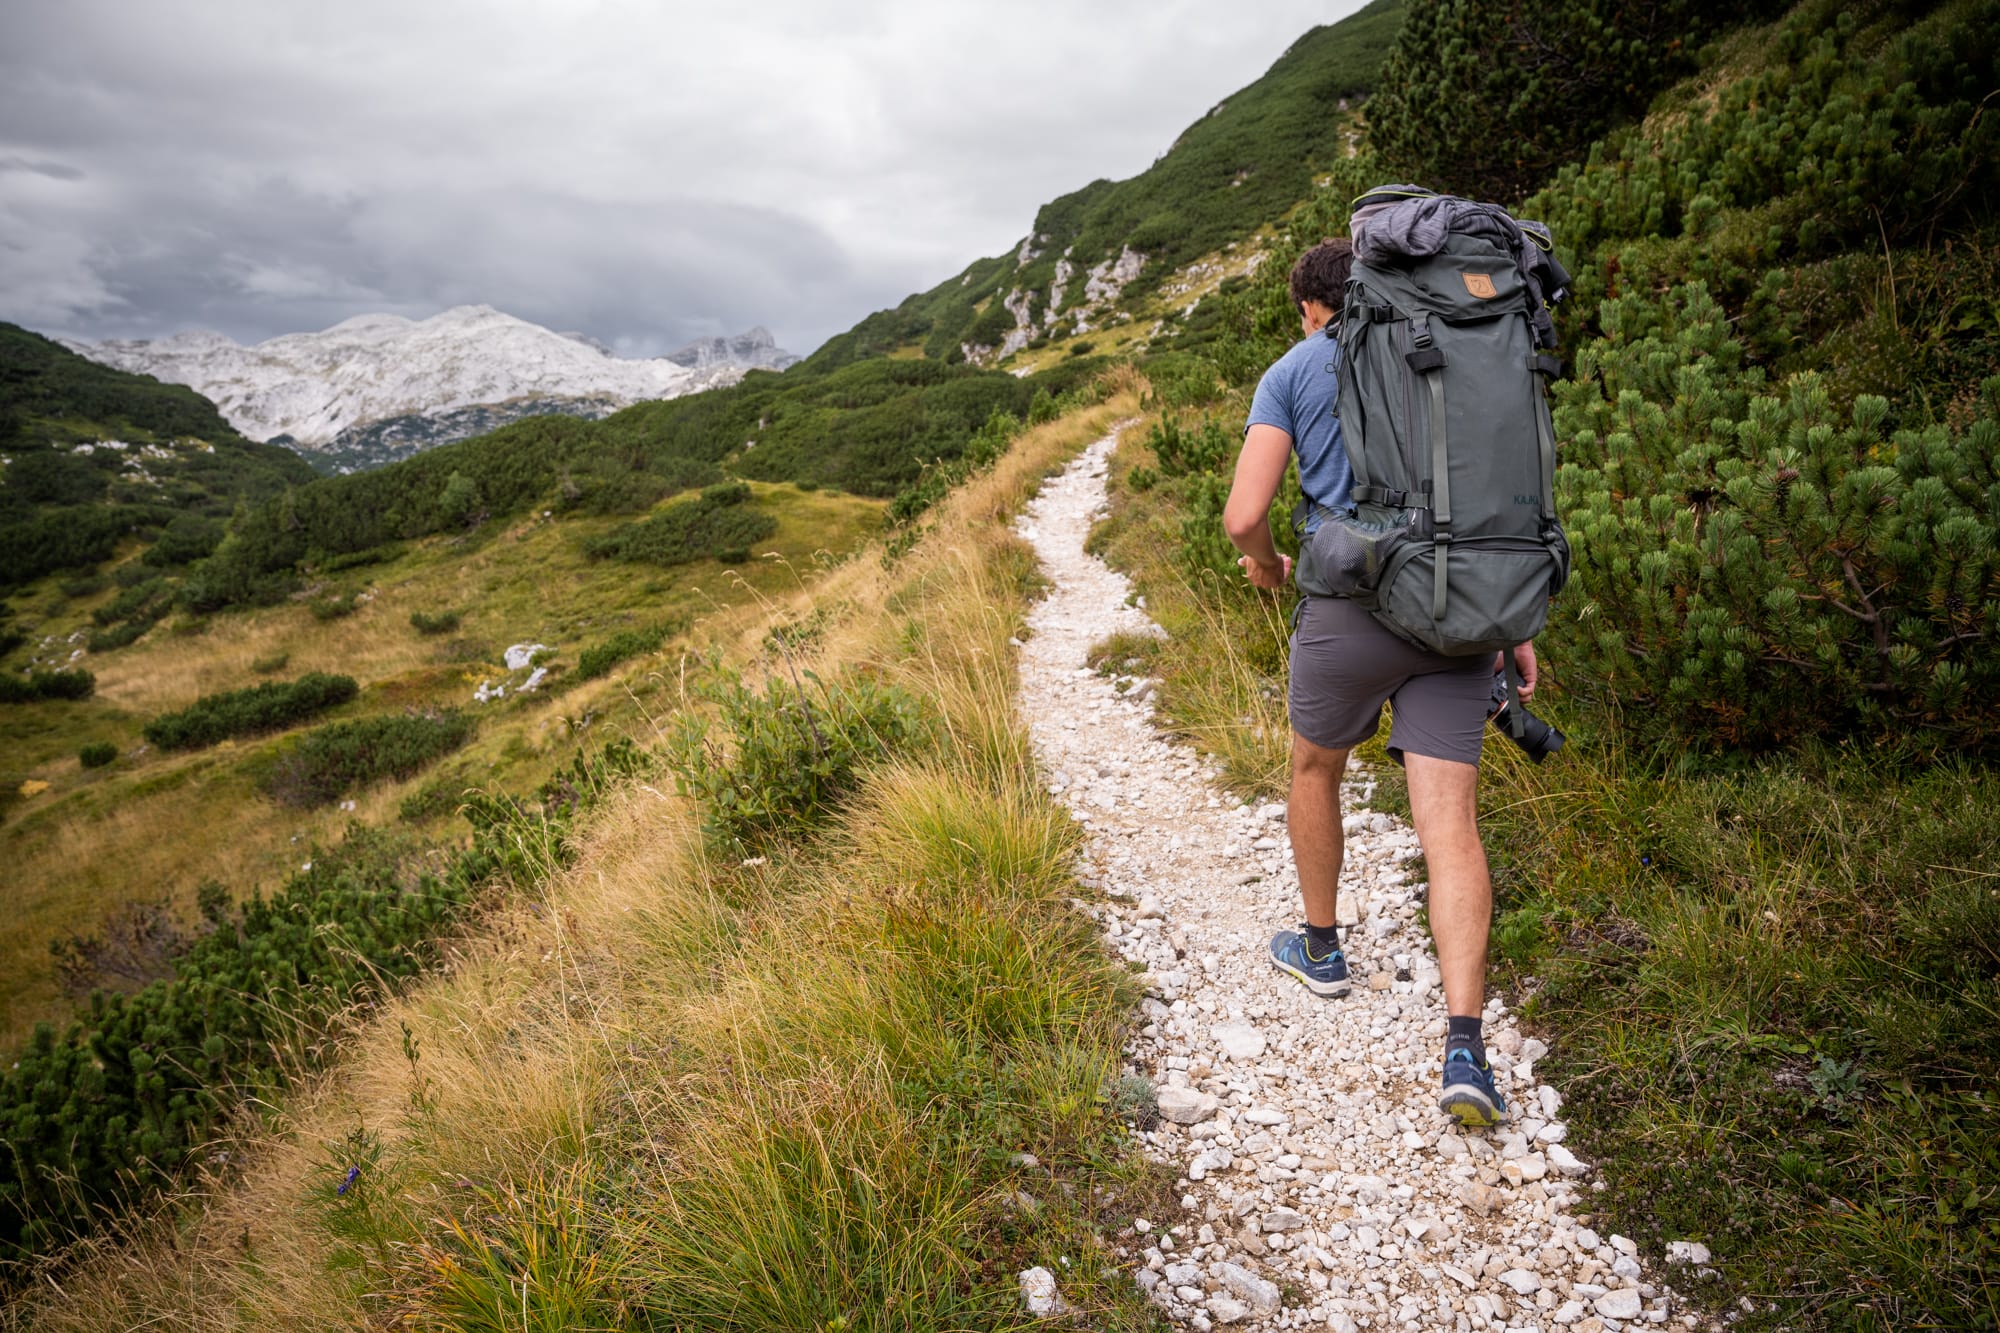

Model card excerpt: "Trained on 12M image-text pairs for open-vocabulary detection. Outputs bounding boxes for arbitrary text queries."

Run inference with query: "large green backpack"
[1297,186,1573,672]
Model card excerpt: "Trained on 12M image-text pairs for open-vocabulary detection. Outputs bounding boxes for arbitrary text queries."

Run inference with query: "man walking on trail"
[1220,237,1537,1129]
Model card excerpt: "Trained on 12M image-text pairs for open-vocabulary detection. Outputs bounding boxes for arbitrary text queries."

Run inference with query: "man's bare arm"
[1226,423,1294,586]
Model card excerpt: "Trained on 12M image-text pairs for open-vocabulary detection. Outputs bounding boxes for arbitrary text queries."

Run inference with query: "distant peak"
[665,326,796,371]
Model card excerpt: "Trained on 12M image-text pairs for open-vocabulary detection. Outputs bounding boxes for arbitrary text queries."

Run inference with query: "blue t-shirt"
[1246,328,1352,532]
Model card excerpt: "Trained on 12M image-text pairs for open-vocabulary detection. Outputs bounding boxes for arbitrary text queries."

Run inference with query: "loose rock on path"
[1012,427,1708,1332]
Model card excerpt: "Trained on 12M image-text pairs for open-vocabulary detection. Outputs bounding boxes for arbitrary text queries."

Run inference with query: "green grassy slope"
[797,0,1404,374]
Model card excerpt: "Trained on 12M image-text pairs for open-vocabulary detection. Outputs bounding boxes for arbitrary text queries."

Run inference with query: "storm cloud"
[0,1,1358,357]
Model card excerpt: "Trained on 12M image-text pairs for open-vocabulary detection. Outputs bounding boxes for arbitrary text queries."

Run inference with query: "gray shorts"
[1288,595,1493,765]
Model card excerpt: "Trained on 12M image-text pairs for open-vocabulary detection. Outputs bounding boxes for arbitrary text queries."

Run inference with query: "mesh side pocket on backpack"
[1303,512,1413,601]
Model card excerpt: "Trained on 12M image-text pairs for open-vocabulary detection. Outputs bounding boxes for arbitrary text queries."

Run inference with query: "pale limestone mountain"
[63,306,793,460]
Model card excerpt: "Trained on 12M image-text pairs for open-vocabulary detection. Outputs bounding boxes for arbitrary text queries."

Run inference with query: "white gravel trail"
[1013,428,1706,1333]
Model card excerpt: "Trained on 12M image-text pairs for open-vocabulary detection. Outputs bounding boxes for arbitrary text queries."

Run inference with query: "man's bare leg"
[1404,753,1490,1016]
[1288,732,1351,929]
[1269,732,1355,996]
[1406,751,1505,1125]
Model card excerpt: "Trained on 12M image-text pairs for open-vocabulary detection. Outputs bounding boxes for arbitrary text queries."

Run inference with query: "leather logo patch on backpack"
[1463,272,1499,299]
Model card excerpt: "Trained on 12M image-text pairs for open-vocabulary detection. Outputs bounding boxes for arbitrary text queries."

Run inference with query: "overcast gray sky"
[0,1,1362,359]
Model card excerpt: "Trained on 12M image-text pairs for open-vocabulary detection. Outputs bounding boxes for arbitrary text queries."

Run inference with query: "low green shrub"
[0,668,95,703]
[317,543,404,573]
[583,483,777,567]
[1552,283,2000,754]
[261,710,476,808]
[557,455,725,516]
[409,609,462,636]
[142,673,359,751]
[309,592,360,621]
[398,770,467,823]
[1144,414,1233,478]
[92,576,168,626]
[663,668,929,849]
[85,618,157,652]
[575,619,683,681]
[78,741,117,769]
[141,514,225,568]
[250,651,289,675]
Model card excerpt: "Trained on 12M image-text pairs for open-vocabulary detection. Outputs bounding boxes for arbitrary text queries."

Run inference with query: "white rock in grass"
[1547,1143,1591,1176]
[1018,1266,1070,1315]
[503,642,548,670]
[1666,1240,1712,1265]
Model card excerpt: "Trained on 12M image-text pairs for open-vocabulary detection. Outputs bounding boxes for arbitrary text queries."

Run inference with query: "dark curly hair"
[1288,238,1353,311]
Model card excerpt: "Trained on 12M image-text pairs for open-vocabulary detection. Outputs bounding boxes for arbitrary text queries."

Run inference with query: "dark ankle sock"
[1446,1015,1485,1063]
[1304,922,1342,960]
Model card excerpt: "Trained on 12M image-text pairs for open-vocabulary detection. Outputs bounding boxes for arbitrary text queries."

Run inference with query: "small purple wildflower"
[337,1165,361,1196]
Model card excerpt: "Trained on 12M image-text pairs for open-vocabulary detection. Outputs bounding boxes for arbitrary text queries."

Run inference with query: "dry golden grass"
[8,385,1156,1331]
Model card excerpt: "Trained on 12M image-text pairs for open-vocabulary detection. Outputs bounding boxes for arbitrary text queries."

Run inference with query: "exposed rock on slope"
[665,326,798,372]
[64,306,793,456]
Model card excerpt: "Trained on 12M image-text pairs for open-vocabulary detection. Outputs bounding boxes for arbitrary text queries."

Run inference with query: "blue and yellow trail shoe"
[1439,1045,1507,1128]
[1269,928,1352,998]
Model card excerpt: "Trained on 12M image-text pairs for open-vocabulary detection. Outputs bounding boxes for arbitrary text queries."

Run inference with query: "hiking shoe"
[1269,928,1351,998]
[1439,1046,1506,1128]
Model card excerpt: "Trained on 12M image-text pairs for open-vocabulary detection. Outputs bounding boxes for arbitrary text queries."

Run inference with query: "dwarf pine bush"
[1551,282,2000,752]
[143,672,359,751]
[0,668,95,703]
[260,710,476,808]
[583,482,777,566]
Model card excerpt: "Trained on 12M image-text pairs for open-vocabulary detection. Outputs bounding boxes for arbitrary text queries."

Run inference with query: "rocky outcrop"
[962,240,1149,367]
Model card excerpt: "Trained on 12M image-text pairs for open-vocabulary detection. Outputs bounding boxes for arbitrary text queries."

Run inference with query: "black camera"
[1488,672,1565,763]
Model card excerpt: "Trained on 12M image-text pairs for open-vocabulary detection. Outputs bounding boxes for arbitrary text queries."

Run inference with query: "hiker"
[1220,236,1535,1128]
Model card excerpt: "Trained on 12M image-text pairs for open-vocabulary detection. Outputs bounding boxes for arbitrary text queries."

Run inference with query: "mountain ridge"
[61,305,797,459]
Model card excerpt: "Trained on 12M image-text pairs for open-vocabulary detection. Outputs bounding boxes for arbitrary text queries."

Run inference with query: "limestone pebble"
[1011,426,1719,1331]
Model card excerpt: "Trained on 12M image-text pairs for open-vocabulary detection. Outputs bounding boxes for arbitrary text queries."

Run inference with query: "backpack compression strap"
[1405,315,1451,620]
[1531,354,1561,524]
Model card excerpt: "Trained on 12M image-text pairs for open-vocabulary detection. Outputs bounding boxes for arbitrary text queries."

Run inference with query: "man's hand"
[1507,641,1538,701]
[1239,553,1292,590]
